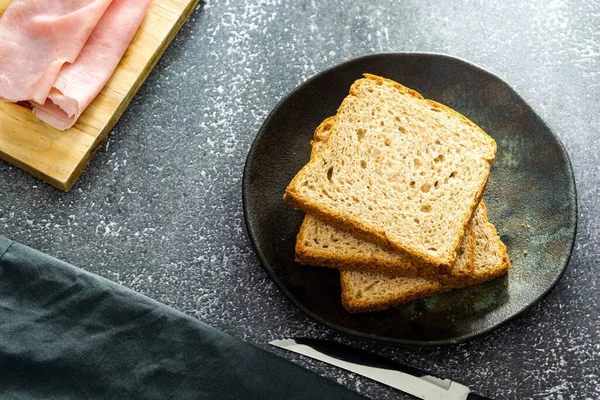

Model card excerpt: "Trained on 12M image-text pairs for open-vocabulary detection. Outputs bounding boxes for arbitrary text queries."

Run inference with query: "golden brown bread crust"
[284,73,495,270]
[312,116,336,146]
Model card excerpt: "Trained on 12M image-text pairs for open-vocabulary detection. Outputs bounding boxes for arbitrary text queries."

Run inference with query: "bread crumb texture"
[285,74,496,267]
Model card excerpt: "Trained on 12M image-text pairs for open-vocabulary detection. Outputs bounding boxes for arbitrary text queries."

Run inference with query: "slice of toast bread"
[296,117,476,281]
[340,202,511,313]
[296,214,475,280]
[284,74,496,270]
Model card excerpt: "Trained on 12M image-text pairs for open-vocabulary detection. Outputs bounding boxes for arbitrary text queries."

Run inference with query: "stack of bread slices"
[283,74,510,313]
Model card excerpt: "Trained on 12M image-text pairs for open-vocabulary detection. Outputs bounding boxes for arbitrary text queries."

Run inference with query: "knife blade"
[269,338,492,400]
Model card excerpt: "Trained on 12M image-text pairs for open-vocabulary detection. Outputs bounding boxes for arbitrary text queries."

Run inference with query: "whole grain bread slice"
[340,202,511,313]
[284,74,496,270]
[296,214,475,280]
[296,117,476,281]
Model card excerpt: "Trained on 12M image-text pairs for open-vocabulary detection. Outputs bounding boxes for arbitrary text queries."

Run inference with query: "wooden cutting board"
[0,0,199,191]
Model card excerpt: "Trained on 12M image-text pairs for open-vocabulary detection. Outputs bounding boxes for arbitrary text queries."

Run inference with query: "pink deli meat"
[0,0,114,104]
[32,0,153,130]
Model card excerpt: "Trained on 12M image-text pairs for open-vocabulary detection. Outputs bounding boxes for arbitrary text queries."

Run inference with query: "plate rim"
[242,52,578,346]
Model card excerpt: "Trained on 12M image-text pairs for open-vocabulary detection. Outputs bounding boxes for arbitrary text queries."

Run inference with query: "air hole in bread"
[434,181,439,188]
[409,181,416,188]
[356,128,366,141]
[450,171,457,178]
[428,247,437,251]
[420,204,432,212]
[434,154,444,163]
[380,121,384,127]
[435,139,441,145]
[360,160,367,169]
[414,159,422,167]
[327,167,333,181]
[352,196,359,203]
[398,125,407,133]
[420,183,431,193]
[414,218,420,224]
[384,137,391,146]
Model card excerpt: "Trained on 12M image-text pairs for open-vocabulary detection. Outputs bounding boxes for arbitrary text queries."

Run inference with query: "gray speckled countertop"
[1,0,599,398]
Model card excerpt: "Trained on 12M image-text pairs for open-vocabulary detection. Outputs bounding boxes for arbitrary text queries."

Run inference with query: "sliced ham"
[0,0,114,103]
[32,0,153,130]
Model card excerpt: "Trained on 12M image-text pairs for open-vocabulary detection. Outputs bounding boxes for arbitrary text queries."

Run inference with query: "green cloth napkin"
[0,237,366,399]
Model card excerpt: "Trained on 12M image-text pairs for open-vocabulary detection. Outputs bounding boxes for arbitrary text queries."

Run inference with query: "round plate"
[242,53,577,346]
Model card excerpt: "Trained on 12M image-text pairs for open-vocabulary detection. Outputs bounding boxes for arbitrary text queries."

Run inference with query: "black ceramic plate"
[243,53,577,346]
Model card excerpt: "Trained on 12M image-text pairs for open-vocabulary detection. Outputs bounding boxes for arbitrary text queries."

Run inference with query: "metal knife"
[269,338,493,400]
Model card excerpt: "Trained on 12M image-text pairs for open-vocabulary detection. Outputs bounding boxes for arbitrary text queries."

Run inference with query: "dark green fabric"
[0,237,365,400]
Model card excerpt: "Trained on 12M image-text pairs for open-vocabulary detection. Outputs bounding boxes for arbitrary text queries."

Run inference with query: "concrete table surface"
[1,1,598,398]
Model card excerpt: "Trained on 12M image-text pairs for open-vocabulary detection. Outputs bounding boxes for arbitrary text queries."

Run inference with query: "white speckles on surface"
[0,1,599,399]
